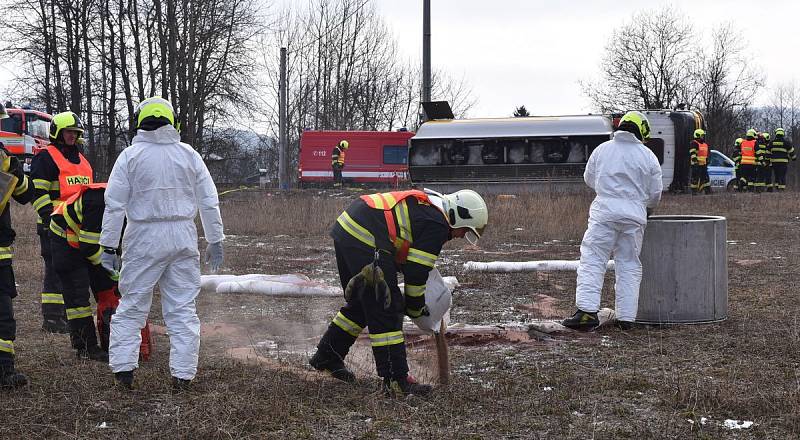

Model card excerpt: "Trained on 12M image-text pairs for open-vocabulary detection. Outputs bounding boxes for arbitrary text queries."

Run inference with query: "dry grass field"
[2,187,800,439]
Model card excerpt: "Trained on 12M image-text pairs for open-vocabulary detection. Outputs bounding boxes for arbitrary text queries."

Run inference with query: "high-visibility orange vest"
[360,190,437,264]
[46,145,93,202]
[740,139,756,165]
[696,142,709,165]
[52,183,107,249]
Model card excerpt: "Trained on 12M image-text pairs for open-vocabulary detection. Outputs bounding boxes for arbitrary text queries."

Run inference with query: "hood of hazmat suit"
[583,131,663,226]
[101,124,224,379]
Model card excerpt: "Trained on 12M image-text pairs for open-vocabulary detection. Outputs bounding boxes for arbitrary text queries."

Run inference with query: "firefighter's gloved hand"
[101,248,121,273]
[205,241,224,273]
[7,156,23,180]
[344,264,391,308]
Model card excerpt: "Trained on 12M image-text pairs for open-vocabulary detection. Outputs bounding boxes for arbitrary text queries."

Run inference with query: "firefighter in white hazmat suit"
[562,111,662,331]
[100,97,225,389]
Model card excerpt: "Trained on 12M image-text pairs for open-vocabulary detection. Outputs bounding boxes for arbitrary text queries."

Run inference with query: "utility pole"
[279,47,288,190]
[422,0,431,104]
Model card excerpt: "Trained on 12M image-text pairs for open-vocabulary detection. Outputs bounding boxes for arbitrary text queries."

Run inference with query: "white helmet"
[426,188,488,244]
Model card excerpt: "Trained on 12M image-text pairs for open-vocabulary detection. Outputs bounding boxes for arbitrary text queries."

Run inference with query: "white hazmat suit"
[101,125,224,379]
[576,130,662,322]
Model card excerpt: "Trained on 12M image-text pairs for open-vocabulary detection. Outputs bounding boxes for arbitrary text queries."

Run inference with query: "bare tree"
[582,6,694,112]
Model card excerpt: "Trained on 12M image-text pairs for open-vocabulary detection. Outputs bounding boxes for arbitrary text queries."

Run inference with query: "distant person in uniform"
[331,140,348,187]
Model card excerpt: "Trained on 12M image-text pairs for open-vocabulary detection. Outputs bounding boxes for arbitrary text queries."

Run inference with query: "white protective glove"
[205,241,224,273]
[100,248,121,273]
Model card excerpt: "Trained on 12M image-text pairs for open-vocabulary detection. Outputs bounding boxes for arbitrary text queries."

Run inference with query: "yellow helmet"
[441,189,488,245]
[775,128,785,137]
[694,128,706,139]
[746,129,756,138]
[763,132,770,141]
[339,140,349,150]
[135,96,175,128]
[618,111,651,141]
[49,111,85,141]
[735,138,743,146]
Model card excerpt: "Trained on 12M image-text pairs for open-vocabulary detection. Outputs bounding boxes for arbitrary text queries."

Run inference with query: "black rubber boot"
[0,366,28,389]
[382,376,432,398]
[309,325,357,383]
[114,370,134,389]
[77,345,109,362]
[614,320,635,330]
[41,316,69,334]
[562,309,600,331]
[172,377,192,391]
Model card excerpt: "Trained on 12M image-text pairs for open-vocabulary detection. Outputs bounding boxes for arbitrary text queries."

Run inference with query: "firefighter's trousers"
[37,225,66,321]
[690,164,710,194]
[332,164,343,186]
[738,164,755,191]
[316,240,409,380]
[50,236,116,351]
[0,265,18,370]
[773,163,788,190]
[760,165,773,191]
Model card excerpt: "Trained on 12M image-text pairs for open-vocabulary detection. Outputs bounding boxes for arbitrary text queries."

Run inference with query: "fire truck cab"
[298,130,415,187]
[0,105,52,173]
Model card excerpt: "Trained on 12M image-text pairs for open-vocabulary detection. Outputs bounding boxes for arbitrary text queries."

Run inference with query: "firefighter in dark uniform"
[309,189,488,397]
[0,122,36,387]
[30,112,93,333]
[689,129,711,194]
[732,138,743,191]
[330,140,348,187]
[769,128,795,191]
[754,131,771,192]
[50,184,113,361]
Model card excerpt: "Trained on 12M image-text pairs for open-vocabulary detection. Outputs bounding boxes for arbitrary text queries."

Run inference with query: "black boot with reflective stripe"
[562,309,600,331]
[0,363,28,389]
[310,325,356,383]
[382,376,432,398]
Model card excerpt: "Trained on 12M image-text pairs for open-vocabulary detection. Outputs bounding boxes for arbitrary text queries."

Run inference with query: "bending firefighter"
[310,189,488,397]
[331,140,348,187]
[49,184,152,361]
[689,129,711,194]
[31,111,94,333]
[101,97,224,390]
[755,132,772,192]
[0,117,36,387]
[769,128,796,190]
[563,111,662,331]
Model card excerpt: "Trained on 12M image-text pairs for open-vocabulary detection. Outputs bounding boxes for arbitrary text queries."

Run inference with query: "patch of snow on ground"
[724,419,754,429]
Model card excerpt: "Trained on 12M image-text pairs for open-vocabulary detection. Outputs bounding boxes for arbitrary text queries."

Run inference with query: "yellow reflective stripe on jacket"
[369,331,404,347]
[32,194,51,211]
[66,306,93,320]
[365,192,397,210]
[49,221,67,238]
[63,207,81,234]
[772,147,788,153]
[0,339,14,354]
[336,211,376,248]
[41,293,64,304]
[87,247,103,265]
[79,230,100,244]
[394,200,412,242]
[33,178,53,191]
[406,248,437,267]
[406,307,426,318]
[771,158,789,163]
[332,312,363,337]
[405,283,425,298]
[0,247,11,260]
[13,176,28,196]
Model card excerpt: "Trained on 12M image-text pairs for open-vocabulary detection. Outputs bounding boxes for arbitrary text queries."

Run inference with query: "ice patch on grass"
[543,386,553,391]
[724,419,754,429]
[600,336,614,347]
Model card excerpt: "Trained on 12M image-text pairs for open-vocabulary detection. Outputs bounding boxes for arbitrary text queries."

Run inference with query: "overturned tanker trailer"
[408,106,702,194]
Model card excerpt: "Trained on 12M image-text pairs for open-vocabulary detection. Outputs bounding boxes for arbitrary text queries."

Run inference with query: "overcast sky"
[373,0,799,117]
[2,0,797,118]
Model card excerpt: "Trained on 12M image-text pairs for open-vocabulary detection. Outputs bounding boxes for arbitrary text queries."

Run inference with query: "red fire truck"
[0,105,53,172]
[298,130,414,187]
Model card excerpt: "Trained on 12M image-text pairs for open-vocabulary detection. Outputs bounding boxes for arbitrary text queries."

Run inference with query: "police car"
[707,149,737,191]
